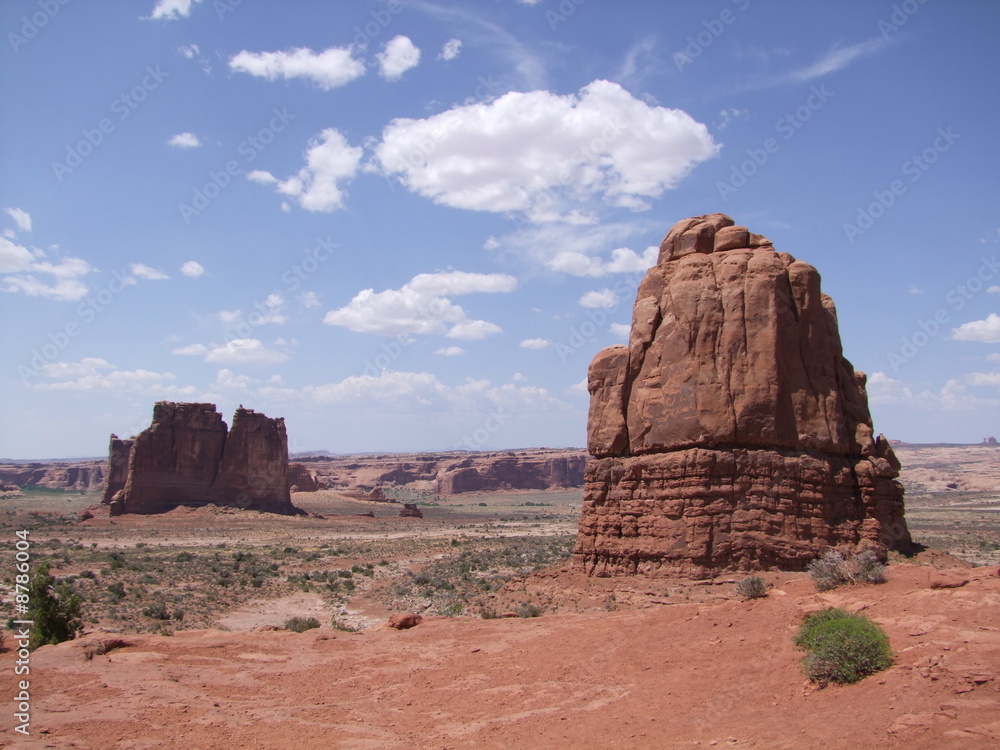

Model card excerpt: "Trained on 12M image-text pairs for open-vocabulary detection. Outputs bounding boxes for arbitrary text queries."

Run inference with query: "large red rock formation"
[107,402,299,515]
[575,214,911,577]
[101,435,134,504]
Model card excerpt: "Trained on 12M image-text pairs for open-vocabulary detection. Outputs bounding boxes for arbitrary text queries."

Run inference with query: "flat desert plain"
[0,444,998,749]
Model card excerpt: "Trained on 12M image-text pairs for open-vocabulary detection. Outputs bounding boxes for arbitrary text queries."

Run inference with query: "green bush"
[735,576,768,599]
[795,608,892,684]
[283,616,320,632]
[26,561,84,650]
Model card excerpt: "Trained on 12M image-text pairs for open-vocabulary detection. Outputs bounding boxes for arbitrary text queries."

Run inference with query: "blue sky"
[2,0,999,458]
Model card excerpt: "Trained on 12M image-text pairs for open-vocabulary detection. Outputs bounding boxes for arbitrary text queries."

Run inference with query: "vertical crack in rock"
[575,214,911,578]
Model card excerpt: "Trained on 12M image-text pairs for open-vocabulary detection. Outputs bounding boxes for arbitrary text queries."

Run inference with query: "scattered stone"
[930,571,971,589]
[387,613,423,630]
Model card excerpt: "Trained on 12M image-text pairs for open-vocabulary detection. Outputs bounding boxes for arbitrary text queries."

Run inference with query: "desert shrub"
[479,606,499,620]
[106,582,127,604]
[735,575,769,600]
[26,562,84,650]
[331,617,357,632]
[283,616,320,633]
[808,549,887,592]
[141,602,171,620]
[439,599,464,617]
[795,608,892,684]
[515,602,543,618]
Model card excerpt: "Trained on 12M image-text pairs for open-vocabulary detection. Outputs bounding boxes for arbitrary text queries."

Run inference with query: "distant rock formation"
[0,462,105,491]
[105,402,300,515]
[984,436,998,446]
[575,214,911,578]
[435,453,586,494]
[399,503,424,518]
[286,462,319,492]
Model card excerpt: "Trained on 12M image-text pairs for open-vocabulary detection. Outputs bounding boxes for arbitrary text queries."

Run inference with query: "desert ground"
[1,444,998,748]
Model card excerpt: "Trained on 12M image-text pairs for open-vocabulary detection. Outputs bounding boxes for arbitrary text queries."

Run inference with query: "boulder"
[575,214,911,577]
[399,503,424,518]
[387,613,423,629]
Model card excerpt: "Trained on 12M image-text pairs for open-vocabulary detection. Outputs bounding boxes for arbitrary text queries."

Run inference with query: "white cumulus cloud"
[253,129,363,212]
[180,260,205,278]
[377,35,421,80]
[148,0,202,20]
[579,289,620,309]
[0,237,92,302]
[373,79,718,222]
[952,314,1000,344]
[32,358,195,397]
[229,46,365,90]
[324,270,515,338]
[130,263,169,280]
[439,38,462,61]
[168,132,201,148]
[435,346,465,356]
[548,246,657,277]
[520,338,551,350]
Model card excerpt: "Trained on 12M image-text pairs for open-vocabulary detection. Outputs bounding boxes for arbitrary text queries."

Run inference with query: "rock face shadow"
[575,213,911,578]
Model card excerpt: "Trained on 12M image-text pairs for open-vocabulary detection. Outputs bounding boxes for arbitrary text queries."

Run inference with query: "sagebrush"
[808,549,886,592]
[794,607,892,684]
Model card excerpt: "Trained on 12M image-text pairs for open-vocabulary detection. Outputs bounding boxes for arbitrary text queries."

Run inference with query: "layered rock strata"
[575,214,911,577]
[105,402,299,515]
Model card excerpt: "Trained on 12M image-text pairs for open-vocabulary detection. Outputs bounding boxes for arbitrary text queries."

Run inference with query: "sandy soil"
[3,561,998,750]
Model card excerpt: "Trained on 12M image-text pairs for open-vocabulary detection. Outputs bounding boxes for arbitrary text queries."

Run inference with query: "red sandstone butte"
[105,402,300,515]
[575,214,911,578]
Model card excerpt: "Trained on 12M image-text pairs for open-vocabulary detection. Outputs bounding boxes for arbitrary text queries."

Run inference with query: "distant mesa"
[575,213,912,578]
[101,402,301,516]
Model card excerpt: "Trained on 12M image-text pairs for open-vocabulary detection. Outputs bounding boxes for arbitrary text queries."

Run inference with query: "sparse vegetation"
[735,575,769,600]
[25,561,84,650]
[283,616,321,632]
[808,549,887,592]
[515,601,543,618]
[794,608,892,685]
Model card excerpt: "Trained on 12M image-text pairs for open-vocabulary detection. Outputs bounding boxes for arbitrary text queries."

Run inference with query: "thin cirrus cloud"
[4,207,31,233]
[173,338,289,366]
[324,270,516,339]
[247,129,363,212]
[228,46,365,90]
[377,35,421,80]
[373,79,719,222]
